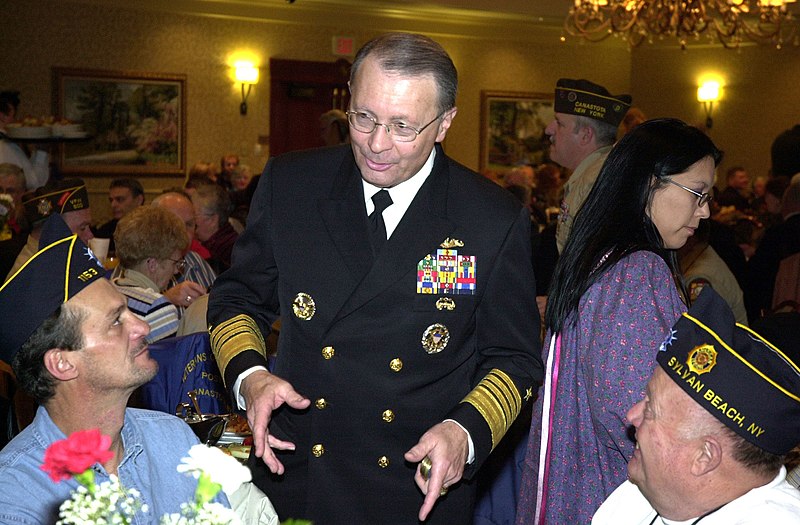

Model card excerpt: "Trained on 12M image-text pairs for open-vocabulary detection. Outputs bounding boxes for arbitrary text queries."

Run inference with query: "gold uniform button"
[312,444,325,457]
[322,346,335,359]
[378,456,389,468]
[389,358,403,372]
[315,398,327,410]
[382,410,395,423]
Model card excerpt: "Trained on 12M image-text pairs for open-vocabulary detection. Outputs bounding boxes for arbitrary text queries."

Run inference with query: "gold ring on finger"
[440,485,449,497]
[420,456,432,480]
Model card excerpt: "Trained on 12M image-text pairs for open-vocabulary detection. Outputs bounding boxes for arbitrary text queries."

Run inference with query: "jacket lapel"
[318,153,374,284]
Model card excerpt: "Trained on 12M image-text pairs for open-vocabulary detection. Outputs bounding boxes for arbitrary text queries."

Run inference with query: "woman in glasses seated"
[113,206,189,343]
[517,118,722,524]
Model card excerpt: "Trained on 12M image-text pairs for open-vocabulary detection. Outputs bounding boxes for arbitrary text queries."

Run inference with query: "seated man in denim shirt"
[0,214,228,524]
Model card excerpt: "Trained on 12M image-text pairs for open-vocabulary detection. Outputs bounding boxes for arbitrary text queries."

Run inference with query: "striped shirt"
[174,250,216,291]
[113,268,180,343]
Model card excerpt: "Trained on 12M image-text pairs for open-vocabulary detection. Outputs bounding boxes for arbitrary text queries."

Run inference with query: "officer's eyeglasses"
[345,110,445,143]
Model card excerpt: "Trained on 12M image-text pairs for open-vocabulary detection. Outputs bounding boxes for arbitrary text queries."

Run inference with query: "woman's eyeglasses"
[167,257,187,274]
[665,178,713,208]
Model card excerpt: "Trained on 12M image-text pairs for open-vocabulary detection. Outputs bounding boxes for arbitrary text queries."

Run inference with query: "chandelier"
[564,0,799,49]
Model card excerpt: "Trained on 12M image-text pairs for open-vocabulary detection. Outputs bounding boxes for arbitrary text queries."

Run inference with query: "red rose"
[40,429,114,482]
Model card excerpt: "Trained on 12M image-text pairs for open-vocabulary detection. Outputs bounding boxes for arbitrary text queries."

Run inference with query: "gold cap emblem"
[292,292,316,320]
[687,344,717,375]
[37,198,53,217]
[421,323,450,354]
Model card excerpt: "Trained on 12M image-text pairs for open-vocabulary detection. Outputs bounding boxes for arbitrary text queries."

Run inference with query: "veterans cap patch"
[554,78,632,127]
[0,214,105,362]
[23,178,89,226]
[656,287,800,455]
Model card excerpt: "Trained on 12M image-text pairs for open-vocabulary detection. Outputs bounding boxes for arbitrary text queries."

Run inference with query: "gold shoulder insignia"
[440,238,464,249]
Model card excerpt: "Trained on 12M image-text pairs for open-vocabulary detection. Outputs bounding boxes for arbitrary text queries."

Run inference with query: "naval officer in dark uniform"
[208,32,543,524]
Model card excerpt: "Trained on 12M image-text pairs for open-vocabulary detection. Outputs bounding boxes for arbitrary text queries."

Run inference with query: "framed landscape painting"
[479,90,554,175]
[53,68,186,175]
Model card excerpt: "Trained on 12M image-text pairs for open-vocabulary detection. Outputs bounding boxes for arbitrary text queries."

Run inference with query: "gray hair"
[350,33,458,114]
[574,115,618,147]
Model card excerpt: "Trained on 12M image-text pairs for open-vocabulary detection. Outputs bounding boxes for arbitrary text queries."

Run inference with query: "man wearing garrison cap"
[0,214,228,523]
[547,78,631,253]
[4,177,94,281]
[593,287,800,524]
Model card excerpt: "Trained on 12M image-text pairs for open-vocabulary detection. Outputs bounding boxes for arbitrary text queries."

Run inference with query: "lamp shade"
[697,81,721,102]
[234,61,259,84]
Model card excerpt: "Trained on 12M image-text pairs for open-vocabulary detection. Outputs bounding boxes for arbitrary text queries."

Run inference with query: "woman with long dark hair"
[516,119,722,524]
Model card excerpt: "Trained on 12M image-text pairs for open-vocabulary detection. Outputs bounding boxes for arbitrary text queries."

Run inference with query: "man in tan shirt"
[547,79,631,252]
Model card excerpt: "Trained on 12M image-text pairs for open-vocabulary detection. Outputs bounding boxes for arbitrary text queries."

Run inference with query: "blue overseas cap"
[0,214,106,362]
[657,287,800,455]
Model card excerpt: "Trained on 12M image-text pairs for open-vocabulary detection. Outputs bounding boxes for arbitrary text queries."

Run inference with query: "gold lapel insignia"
[435,297,456,311]
[421,323,450,354]
[292,292,316,320]
[440,238,464,249]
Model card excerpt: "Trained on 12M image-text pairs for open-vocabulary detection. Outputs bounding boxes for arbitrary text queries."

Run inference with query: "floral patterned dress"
[516,251,686,524]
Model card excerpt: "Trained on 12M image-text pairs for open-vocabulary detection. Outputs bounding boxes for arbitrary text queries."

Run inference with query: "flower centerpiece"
[42,428,247,525]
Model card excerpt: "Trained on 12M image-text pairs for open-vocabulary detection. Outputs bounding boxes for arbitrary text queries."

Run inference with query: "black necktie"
[369,189,393,254]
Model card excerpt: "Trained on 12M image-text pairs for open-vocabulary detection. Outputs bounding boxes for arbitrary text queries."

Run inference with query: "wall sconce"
[235,61,259,115]
[697,81,721,129]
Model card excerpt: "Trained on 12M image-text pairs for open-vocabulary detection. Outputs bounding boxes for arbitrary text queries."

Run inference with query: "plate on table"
[217,431,251,445]
[218,443,252,462]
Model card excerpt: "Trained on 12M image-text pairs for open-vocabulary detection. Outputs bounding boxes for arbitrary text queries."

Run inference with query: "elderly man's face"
[0,173,25,209]
[63,208,94,244]
[626,367,705,510]
[69,279,155,392]
[154,194,197,243]
[348,55,455,188]
[545,113,585,171]
[193,199,217,242]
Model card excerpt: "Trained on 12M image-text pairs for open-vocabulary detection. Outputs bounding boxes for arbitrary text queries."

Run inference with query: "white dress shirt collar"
[361,147,436,239]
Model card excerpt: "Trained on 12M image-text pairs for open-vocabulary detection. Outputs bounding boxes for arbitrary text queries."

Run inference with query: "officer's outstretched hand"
[405,421,469,522]
[241,369,310,475]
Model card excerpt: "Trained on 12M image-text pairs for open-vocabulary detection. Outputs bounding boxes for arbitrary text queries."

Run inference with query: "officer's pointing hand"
[241,369,310,475]
[405,421,469,521]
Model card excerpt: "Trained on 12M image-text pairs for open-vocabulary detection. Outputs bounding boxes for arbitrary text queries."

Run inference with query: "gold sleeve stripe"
[210,314,267,381]
[461,368,523,450]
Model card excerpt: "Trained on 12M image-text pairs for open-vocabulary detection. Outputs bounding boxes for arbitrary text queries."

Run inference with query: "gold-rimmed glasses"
[167,257,187,274]
[345,110,445,142]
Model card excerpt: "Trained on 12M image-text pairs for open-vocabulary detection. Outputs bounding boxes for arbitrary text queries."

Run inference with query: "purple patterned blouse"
[516,251,686,524]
